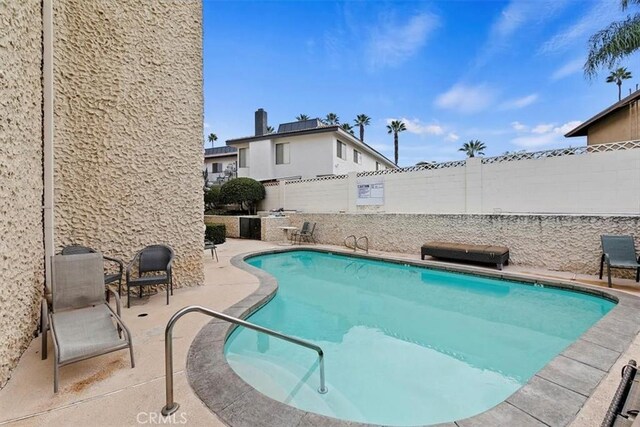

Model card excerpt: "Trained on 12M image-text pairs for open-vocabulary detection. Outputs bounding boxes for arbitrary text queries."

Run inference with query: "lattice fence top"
[285,174,348,185]
[262,181,279,187]
[357,160,466,177]
[481,140,640,164]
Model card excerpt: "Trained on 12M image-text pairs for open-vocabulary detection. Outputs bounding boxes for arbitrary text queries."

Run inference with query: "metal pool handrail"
[161,305,328,417]
[356,236,369,254]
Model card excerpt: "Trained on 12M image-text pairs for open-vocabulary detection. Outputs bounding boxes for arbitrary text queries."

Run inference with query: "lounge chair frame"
[599,235,640,287]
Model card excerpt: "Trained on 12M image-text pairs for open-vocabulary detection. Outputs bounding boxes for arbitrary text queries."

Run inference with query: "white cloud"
[476,0,570,65]
[445,132,459,142]
[500,93,538,110]
[204,122,211,129]
[367,12,439,69]
[539,0,621,55]
[511,120,582,148]
[511,121,528,132]
[435,83,496,114]
[531,123,554,134]
[387,117,445,136]
[551,58,584,80]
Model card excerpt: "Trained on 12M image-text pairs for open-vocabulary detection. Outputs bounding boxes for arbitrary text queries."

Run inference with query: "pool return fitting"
[344,235,369,253]
[161,305,328,417]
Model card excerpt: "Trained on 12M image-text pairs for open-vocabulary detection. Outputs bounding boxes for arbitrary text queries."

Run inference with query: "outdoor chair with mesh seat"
[61,245,124,297]
[296,222,317,244]
[290,222,310,243]
[42,253,134,392]
[600,235,640,287]
[126,244,174,308]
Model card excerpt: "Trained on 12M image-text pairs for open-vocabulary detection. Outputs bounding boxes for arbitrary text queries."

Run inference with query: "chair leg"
[599,254,604,280]
[139,285,143,298]
[129,342,135,368]
[41,327,47,360]
[607,263,612,288]
[166,284,170,305]
[170,278,173,296]
[636,267,639,283]
[118,278,122,297]
[214,247,218,262]
[127,286,130,309]
[53,360,59,393]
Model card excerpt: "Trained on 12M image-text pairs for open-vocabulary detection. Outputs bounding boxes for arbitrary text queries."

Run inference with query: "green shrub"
[204,186,221,212]
[205,223,226,244]
[219,178,265,214]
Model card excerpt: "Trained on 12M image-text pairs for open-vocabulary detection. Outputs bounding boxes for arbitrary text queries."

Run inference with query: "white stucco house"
[225,109,396,181]
[204,146,237,185]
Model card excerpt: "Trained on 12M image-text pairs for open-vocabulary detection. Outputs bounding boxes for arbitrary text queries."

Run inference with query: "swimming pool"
[223,250,615,426]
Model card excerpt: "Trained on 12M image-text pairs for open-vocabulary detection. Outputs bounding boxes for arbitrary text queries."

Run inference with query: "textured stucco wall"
[205,215,240,238]
[52,1,204,286]
[0,0,44,387]
[290,213,640,275]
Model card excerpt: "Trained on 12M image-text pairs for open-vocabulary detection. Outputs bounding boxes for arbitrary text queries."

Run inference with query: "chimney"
[255,108,268,136]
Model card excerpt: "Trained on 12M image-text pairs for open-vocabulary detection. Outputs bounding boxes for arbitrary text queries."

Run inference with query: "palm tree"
[325,113,340,125]
[267,126,275,134]
[386,120,407,165]
[353,114,371,142]
[459,140,486,158]
[340,123,355,135]
[606,67,633,100]
[585,0,640,77]
[207,133,217,149]
[296,114,310,121]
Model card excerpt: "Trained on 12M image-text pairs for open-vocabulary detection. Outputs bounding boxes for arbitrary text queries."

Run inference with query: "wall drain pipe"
[42,0,55,289]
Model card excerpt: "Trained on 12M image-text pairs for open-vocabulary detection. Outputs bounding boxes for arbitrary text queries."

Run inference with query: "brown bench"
[421,242,510,270]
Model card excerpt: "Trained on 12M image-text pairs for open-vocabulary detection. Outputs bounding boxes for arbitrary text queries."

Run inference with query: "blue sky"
[203,0,638,166]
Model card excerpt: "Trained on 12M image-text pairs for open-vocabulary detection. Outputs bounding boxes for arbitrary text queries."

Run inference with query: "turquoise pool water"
[224,251,614,426]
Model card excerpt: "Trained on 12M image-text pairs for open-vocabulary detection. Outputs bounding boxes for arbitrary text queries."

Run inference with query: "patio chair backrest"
[51,253,105,311]
[61,245,96,255]
[306,223,316,235]
[601,235,638,264]
[139,245,173,273]
[300,222,310,233]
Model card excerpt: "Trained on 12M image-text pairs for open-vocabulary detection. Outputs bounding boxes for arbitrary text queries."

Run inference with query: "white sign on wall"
[356,179,384,206]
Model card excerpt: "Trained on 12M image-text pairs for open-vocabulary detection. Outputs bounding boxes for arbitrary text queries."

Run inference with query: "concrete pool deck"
[1,238,640,426]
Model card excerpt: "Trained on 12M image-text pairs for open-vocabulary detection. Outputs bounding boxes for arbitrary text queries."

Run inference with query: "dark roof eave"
[565,89,640,138]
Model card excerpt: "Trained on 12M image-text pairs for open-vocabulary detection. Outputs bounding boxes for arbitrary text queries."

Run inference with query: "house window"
[275,142,290,165]
[337,140,347,160]
[210,162,222,173]
[238,148,248,168]
[353,149,362,164]
[376,162,381,171]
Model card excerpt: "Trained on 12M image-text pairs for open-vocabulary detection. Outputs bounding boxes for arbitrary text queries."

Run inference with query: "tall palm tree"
[386,120,407,165]
[296,114,310,121]
[459,140,486,158]
[325,113,340,125]
[585,0,640,77]
[207,133,217,149]
[353,114,371,142]
[266,126,275,134]
[606,67,633,100]
[340,123,355,135]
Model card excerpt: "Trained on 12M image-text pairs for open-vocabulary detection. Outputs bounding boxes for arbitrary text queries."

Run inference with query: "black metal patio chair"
[126,245,174,308]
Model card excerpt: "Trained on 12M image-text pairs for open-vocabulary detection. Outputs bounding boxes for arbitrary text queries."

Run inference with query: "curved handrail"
[161,305,328,417]
[356,236,369,254]
[344,235,357,251]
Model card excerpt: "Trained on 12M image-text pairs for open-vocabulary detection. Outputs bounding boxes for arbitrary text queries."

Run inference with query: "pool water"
[224,251,614,426]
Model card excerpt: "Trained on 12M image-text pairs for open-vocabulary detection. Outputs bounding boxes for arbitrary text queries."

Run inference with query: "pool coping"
[186,246,640,427]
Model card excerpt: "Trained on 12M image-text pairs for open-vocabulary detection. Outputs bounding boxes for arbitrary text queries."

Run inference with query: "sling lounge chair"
[600,235,640,287]
[296,222,316,244]
[43,253,134,392]
[290,222,310,243]
[61,245,124,297]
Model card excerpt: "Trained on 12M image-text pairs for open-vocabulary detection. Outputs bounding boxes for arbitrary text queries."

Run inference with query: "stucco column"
[278,180,286,210]
[346,172,358,213]
[465,157,483,213]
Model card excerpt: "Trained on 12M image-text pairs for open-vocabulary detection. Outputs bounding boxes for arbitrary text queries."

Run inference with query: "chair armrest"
[106,288,122,318]
[103,255,124,274]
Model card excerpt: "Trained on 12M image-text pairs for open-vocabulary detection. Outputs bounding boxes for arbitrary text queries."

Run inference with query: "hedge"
[205,224,226,244]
